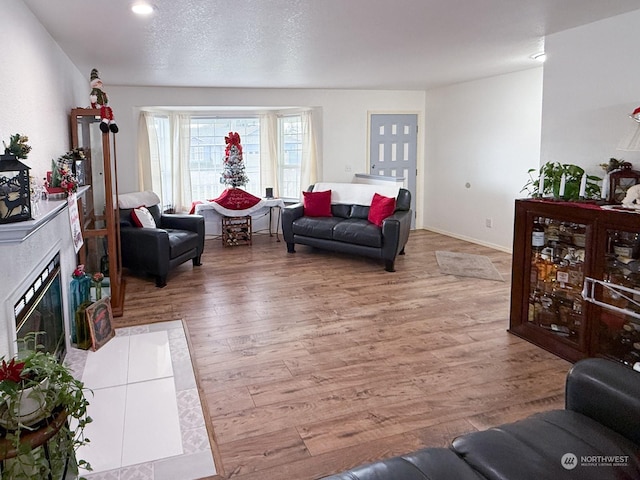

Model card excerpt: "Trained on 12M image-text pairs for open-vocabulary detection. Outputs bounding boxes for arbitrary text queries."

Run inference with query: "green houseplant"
[0,333,92,479]
[521,162,602,200]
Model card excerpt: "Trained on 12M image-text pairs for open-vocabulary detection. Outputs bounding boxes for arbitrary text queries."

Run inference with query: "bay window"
[140,109,317,212]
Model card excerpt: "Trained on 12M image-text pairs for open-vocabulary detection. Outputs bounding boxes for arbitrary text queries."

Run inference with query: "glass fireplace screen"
[14,252,65,361]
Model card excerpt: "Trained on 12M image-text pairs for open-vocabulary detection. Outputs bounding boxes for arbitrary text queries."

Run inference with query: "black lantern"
[0,149,32,223]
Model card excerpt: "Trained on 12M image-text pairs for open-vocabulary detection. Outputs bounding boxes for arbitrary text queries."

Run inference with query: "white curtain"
[139,112,192,213]
[260,113,279,196]
[300,109,319,198]
[139,112,163,199]
[137,113,153,192]
[171,113,192,213]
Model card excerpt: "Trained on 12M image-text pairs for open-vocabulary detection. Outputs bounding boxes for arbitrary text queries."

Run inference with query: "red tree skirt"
[211,188,261,210]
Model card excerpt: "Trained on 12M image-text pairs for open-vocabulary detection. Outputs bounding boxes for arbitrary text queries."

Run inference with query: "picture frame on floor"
[86,296,115,351]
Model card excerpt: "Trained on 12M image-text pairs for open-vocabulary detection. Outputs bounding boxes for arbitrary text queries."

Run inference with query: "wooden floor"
[115,230,571,480]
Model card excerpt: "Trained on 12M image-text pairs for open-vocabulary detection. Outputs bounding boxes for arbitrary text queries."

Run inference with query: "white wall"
[424,68,544,251]
[541,10,640,174]
[107,86,425,222]
[0,0,86,179]
[0,0,87,357]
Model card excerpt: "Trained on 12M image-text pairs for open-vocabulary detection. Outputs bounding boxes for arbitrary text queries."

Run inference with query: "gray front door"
[369,113,417,226]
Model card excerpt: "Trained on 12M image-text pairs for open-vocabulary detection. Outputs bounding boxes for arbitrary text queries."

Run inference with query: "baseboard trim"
[419,227,512,254]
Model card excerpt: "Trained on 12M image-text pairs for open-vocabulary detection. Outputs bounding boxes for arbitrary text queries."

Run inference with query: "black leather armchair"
[118,201,204,287]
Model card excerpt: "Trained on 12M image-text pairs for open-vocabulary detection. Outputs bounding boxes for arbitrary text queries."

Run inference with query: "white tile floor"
[64,320,217,480]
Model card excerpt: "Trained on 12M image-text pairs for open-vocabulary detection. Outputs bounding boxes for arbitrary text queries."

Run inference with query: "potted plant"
[3,134,31,160]
[0,333,92,479]
[521,162,602,200]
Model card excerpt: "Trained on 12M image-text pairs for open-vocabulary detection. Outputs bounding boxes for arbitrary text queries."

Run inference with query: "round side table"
[0,408,71,480]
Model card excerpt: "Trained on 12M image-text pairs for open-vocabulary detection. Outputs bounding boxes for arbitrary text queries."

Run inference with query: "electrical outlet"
[485,218,493,228]
[345,166,352,173]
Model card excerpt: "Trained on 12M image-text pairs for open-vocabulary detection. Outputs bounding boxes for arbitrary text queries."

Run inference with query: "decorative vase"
[0,378,50,429]
[75,301,93,350]
[70,275,91,343]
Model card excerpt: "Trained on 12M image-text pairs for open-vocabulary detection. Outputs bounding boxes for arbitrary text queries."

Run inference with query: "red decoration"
[213,188,261,210]
[224,132,242,156]
[45,171,65,194]
[0,358,26,384]
[72,264,86,279]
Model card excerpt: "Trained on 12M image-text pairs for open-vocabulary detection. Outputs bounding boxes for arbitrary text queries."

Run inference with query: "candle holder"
[523,162,602,201]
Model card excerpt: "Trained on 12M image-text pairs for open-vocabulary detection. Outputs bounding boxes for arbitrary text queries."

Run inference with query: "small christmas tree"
[220,132,249,188]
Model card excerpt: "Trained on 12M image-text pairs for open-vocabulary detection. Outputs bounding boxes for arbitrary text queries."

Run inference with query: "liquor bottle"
[603,268,629,309]
[545,257,559,295]
[565,248,584,289]
[569,296,583,336]
[528,289,539,323]
[613,231,634,259]
[559,222,573,244]
[537,293,556,327]
[532,218,545,251]
[530,252,540,293]
[555,260,570,290]
[619,324,640,366]
[622,322,640,342]
[571,223,586,247]
[532,252,552,293]
[633,341,640,363]
[546,219,560,243]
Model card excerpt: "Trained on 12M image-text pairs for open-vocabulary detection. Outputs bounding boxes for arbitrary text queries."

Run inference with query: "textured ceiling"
[23,0,640,90]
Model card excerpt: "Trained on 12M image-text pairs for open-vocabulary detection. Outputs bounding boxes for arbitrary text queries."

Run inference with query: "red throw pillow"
[131,206,157,228]
[303,190,332,217]
[368,193,396,227]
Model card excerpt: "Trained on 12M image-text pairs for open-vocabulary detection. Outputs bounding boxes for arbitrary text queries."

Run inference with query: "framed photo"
[85,296,115,351]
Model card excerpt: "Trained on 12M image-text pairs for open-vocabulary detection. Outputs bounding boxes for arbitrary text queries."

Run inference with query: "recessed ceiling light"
[531,52,546,62]
[131,3,155,15]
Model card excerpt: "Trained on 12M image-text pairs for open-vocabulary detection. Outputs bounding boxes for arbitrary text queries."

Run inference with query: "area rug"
[435,251,504,282]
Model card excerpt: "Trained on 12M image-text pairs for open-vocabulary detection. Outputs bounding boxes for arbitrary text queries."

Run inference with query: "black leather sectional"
[323,358,640,480]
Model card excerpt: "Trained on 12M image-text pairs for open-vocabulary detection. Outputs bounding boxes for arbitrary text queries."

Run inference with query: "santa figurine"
[89,68,118,133]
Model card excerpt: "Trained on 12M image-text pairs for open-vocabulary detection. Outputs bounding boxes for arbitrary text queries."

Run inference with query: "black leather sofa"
[323,358,640,480]
[281,184,412,272]
[119,204,204,287]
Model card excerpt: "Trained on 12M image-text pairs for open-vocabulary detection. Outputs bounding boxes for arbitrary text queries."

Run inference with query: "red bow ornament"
[224,132,243,156]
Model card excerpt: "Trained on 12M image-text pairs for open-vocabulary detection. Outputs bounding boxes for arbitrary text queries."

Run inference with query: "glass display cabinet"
[586,217,640,368]
[70,108,125,316]
[510,199,594,362]
[510,199,640,369]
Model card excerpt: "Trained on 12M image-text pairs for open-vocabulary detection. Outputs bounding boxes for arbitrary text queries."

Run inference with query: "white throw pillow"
[131,206,156,228]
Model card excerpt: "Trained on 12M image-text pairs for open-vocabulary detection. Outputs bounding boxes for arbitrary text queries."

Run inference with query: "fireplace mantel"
[1,187,90,357]
[0,186,89,244]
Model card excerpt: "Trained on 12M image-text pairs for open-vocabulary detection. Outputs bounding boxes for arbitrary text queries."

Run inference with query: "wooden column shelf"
[70,108,125,316]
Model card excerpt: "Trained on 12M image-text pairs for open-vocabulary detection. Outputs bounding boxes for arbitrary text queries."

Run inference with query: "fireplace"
[13,252,65,361]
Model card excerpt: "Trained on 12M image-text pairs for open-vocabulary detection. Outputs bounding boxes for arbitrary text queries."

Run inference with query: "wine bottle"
[532,218,545,250]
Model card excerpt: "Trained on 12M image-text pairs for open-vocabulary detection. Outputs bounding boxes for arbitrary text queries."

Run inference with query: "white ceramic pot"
[0,378,50,428]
